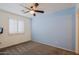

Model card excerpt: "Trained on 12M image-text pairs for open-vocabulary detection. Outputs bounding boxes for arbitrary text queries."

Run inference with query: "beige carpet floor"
[0,41,76,55]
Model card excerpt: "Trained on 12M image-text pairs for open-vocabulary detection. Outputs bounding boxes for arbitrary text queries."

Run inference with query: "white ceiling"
[0,3,75,18]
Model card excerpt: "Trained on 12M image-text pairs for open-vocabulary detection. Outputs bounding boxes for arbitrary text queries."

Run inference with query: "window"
[18,20,24,33]
[9,17,24,34]
[9,18,17,33]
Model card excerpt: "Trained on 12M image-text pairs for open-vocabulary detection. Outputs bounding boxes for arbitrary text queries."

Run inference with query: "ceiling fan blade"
[20,4,31,10]
[21,10,30,13]
[35,10,44,13]
[24,11,30,13]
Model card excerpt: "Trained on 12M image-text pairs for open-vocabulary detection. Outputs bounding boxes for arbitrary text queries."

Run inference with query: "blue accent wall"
[32,7,76,51]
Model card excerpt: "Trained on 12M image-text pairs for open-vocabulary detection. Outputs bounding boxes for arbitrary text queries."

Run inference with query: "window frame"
[8,17,25,34]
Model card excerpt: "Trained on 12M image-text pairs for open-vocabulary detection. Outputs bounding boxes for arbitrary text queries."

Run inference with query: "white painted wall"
[0,9,31,48]
[75,3,79,54]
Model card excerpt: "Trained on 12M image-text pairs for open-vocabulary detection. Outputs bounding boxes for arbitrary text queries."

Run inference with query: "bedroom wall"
[75,4,79,53]
[0,9,31,48]
[32,7,76,51]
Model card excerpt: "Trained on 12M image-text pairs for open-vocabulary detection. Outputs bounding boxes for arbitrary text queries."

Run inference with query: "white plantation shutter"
[18,20,24,33]
[9,17,24,34]
[9,19,17,33]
